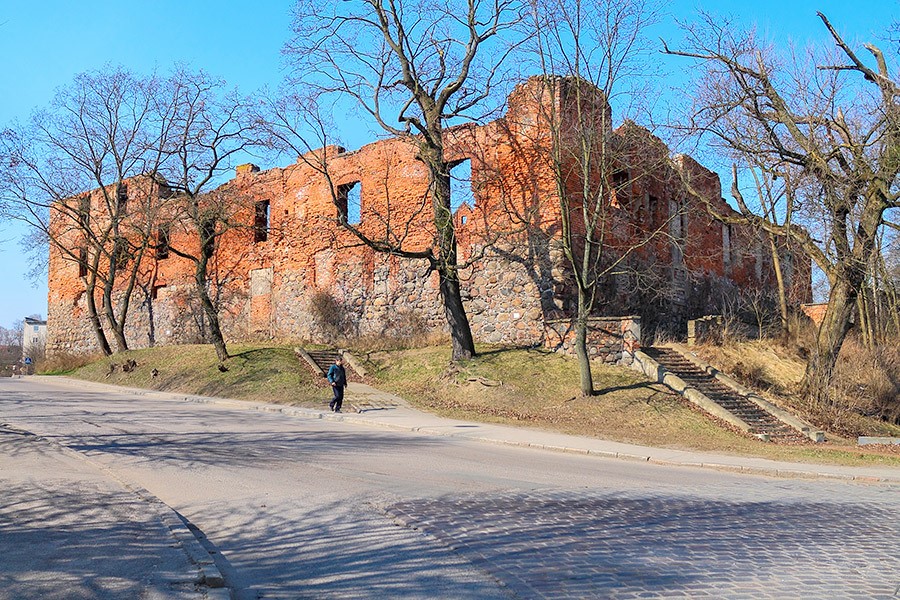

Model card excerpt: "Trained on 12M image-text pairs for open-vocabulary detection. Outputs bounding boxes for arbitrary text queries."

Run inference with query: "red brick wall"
[47,77,808,356]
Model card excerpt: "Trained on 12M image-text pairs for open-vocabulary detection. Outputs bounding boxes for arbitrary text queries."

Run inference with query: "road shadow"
[59,428,440,469]
[0,388,440,469]
[0,428,200,600]
[182,498,507,600]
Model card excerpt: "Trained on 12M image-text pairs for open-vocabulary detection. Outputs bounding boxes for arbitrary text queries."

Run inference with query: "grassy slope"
[68,344,329,407]
[54,342,900,467]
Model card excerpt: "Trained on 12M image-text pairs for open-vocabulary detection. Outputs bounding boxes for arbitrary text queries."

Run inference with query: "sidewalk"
[318,382,900,485]
[0,420,227,600]
[28,375,900,485]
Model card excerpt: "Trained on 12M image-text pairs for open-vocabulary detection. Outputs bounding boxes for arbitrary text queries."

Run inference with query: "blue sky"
[0,0,896,328]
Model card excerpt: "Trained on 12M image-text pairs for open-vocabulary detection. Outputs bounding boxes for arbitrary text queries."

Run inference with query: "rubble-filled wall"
[46,77,806,357]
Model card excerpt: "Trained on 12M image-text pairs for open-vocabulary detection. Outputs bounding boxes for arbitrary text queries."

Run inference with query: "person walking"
[327,356,347,413]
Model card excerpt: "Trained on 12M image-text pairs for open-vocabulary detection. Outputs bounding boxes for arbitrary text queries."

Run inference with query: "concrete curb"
[27,376,900,486]
[0,416,229,595]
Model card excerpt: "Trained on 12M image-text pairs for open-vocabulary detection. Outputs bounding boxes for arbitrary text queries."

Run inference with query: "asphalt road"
[1,376,898,599]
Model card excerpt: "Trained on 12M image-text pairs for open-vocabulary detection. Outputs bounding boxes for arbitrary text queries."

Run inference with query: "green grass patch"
[69,344,328,406]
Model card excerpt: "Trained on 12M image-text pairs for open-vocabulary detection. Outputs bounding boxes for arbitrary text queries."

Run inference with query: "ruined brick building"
[46,77,810,357]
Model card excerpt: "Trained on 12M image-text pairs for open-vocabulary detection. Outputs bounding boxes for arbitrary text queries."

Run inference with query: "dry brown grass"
[37,352,102,375]
[362,344,900,465]
[689,336,900,442]
[833,339,900,425]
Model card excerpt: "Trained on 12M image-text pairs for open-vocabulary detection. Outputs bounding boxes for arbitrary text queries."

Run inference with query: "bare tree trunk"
[856,292,871,350]
[802,277,858,403]
[767,233,790,339]
[81,257,114,356]
[111,243,146,352]
[888,288,900,336]
[102,287,129,353]
[887,279,900,339]
[85,282,113,356]
[195,256,229,362]
[146,293,156,347]
[439,273,475,361]
[863,285,877,346]
[574,288,594,397]
[425,146,476,361]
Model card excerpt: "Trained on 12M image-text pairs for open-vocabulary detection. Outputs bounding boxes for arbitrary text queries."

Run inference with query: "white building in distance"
[23,316,47,360]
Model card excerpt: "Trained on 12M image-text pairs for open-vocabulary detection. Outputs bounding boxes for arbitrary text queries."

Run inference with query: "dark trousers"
[330,385,344,411]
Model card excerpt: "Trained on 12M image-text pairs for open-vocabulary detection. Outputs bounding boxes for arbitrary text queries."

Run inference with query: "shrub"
[308,290,349,343]
[782,311,817,359]
[356,310,445,352]
[730,359,769,390]
[832,336,900,425]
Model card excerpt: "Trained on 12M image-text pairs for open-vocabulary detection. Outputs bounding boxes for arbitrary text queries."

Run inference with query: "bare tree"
[157,70,258,363]
[665,13,900,403]
[0,68,168,355]
[284,0,524,361]
[526,0,668,396]
[857,229,900,346]
[0,322,22,347]
[708,162,796,340]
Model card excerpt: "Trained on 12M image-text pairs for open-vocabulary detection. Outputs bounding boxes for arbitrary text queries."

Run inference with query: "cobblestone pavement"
[386,488,900,599]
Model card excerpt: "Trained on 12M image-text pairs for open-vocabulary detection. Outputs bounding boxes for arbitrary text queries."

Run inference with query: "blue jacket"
[327,363,347,387]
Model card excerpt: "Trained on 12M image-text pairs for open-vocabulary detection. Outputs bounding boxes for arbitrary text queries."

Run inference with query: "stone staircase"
[306,349,342,372]
[643,347,812,444]
[299,348,365,383]
[298,348,401,413]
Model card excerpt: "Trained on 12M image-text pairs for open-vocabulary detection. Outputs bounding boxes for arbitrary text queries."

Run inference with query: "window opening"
[78,247,88,277]
[254,200,270,242]
[723,223,733,269]
[611,170,629,206]
[116,183,128,213]
[337,182,361,225]
[157,225,170,259]
[450,159,474,213]
[201,219,216,259]
[648,195,659,220]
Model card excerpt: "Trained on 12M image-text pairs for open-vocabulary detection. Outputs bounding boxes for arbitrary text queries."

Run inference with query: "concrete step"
[302,349,364,382]
[307,351,341,369]
[646,347,810,444]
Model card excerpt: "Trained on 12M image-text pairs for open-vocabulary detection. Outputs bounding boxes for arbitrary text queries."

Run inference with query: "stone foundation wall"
[687,315,724,346]
[544,316,641,364]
